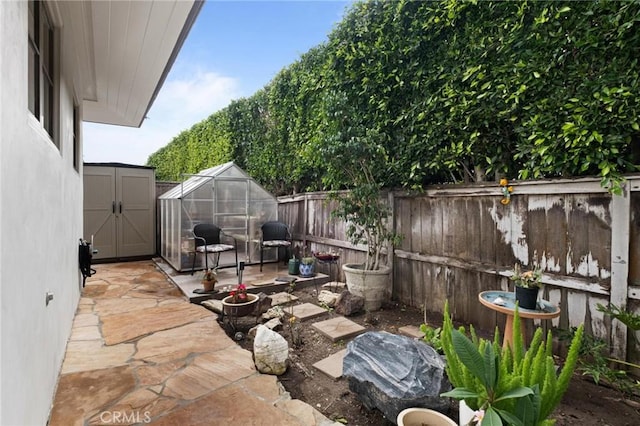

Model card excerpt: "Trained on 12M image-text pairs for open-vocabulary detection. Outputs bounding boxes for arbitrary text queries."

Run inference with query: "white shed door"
[84,166,155,259]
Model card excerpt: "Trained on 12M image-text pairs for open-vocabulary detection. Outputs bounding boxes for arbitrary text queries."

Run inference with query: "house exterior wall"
[1,2,83,424]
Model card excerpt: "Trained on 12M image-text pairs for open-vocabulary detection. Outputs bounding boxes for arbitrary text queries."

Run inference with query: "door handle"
[119,202,123,214]
[112,201,116,214]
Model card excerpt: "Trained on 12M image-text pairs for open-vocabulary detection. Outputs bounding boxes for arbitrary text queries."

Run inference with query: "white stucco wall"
[1,2,83,424]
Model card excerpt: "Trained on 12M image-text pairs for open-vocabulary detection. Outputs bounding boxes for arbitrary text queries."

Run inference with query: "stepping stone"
[251,279,274,287]
[268,292,299,306]
[290,303,327,321]
[398,325,425,339]
[322,281,346,292]
[313,349,347,380]
[201,299,223,314]
[312,316,365,342]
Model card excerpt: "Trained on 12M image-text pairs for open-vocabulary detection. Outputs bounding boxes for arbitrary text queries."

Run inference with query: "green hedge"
[148,0,640,195]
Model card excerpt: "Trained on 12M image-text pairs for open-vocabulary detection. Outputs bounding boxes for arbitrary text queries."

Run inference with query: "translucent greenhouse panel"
[248,184,279,264]
[190,181,213,200]
[161,199,183,271]
[182,199,214,230]
[214,179,250,263]
[160,200,170,259]
[219,166,245,179]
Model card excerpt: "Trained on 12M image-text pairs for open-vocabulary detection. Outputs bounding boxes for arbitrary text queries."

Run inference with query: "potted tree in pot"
[316,90,401,311]
[334,183,400,311]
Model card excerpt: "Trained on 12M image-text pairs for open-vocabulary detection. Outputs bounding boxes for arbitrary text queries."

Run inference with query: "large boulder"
[342,331,451,424]
[253,325,289,375]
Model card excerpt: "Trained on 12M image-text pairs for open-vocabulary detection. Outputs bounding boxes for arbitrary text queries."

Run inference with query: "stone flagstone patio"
[49,261,340,426]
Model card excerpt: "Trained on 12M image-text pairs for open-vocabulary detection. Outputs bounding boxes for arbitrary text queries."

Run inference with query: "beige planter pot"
[397,408,457,426]
[342,263,391,311]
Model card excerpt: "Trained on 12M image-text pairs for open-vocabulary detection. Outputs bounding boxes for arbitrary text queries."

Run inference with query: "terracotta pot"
[202,279,216,292]
[222,293,259,317]
[397,408,457,426]
[515,286,539,310]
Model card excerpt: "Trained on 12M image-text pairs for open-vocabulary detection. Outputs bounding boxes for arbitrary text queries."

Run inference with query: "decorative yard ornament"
[499,178,514,205]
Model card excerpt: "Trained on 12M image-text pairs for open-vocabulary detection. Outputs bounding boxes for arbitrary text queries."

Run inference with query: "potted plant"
[299,256,315,277]
[440,301,584,425]
[511,263,542,309]
[221,283,259,317]
[201,268,217,292]
[315,90,401,311]
[334,182,401,310]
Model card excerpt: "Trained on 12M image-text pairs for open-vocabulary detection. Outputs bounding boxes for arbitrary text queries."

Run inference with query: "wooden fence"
[278,175,640,366]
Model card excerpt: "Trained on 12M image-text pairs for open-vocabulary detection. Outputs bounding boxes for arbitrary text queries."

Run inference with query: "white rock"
[264,317,283,330]
[200,299,223,314]
[317,290,340,307]
[262,305,285,320]
[253,325,289,375]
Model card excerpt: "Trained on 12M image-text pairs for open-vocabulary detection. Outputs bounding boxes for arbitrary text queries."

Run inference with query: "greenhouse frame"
[159,162,279,272]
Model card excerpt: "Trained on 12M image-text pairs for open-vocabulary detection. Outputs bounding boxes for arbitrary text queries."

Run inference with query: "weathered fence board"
[277,175,640,367]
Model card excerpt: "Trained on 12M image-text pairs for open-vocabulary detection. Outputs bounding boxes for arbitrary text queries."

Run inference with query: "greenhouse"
[159,162,279,272]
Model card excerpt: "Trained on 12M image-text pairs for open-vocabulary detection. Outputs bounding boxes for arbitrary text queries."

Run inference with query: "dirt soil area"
[229,286,640,425]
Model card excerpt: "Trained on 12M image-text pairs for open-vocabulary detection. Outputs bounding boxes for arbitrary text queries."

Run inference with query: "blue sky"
[83,0,352,166]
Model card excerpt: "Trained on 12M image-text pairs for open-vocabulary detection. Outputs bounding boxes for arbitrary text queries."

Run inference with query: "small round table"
[478,290,561,349]
[314,254,340,290]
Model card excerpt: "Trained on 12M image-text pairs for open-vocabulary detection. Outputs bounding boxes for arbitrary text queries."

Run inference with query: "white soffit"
[82,0,203,127]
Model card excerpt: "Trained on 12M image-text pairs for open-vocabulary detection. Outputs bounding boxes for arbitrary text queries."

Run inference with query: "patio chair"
[259,221,292,272]
[191,223,238,275]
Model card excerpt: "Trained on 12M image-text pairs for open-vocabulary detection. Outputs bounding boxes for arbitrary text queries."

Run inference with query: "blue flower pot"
[299,263,315,277]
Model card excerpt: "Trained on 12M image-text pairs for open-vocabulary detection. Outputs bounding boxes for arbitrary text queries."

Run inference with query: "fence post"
[303,193,309,249]
[610,185,630,361]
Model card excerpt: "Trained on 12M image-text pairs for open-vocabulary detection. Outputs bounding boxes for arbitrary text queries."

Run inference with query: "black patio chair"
[259,221,292,272]
[191,223,238,275]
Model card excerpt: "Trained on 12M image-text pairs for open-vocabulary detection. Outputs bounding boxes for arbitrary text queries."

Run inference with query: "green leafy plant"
[202,268,217,283]
[300,257,315,265]
[441,329,536,425]
[420,324,443,353]
[596,303,640,333]
[574,329,622,380]
[317,90,402,271]
[441,301,584,425]
[555,304,640,396]
[510,264,542,289]
[149,1,640,196]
